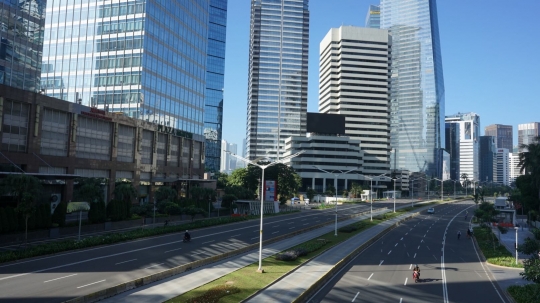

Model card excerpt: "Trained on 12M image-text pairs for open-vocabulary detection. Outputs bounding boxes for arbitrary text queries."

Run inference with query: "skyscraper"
[365,5,380,29]
[445,113,480,181]
[204,0,228,172]
[518,122,540,152]
[319,26,391,176]
[41,0,220,144]
[246,0,309,161]
[485,124,513,150]
[381,0,445,177]
[0,0,46,92]
[479,136,496,182]
[445,122,460,180]
[220,139,237,174]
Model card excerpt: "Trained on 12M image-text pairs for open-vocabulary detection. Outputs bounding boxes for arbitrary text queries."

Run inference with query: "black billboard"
[306,113,345,135]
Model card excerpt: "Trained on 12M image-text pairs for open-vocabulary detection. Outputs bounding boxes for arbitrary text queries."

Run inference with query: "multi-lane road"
[309,201,510,303]
[0,201,400,303]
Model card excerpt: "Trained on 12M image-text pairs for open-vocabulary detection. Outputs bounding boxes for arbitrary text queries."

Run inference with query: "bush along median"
[472,225,523,268]
[166,207,418,303]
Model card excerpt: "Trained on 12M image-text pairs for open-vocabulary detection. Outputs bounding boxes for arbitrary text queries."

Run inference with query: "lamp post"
[228,151,304,273]
[391,177,403,212]
[433,178,444,202]
[313,166,357,236]
[411,179,415,208]
[515,227,519,265]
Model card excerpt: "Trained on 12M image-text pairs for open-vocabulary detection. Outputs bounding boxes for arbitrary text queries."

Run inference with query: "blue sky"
[222,0,540,150]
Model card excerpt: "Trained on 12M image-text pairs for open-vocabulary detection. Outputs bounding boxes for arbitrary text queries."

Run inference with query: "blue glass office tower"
[204,0,227,172]
[41,0,212,142]
[365,5,380,29]
[0,0,46,92]
[246,0,309,161]
[381,0,445,177]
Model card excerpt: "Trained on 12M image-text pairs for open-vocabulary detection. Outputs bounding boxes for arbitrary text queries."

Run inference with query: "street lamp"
[433,178,444,202]
[391,177,404,212]
[313,166,358,236]
[357,174,388,221]
[228,150,304,273]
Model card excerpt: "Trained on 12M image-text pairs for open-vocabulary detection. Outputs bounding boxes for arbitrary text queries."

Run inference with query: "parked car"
[427,208,435,214]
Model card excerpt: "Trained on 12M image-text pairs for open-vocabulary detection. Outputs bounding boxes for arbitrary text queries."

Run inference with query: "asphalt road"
[0,201,401,303]
[309,201,511,303]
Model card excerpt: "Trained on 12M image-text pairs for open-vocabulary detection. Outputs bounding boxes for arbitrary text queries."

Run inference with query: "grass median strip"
[166,207,417,303]
[473,225,523,268]
[507,284,540,303]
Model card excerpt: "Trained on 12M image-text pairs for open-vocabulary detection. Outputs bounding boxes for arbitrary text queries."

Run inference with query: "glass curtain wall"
[246,0,309,161]
[381,0,445,177]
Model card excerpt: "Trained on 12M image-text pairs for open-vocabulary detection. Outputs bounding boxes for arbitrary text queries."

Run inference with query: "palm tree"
[518,136,540,211]
[461,173,469,196]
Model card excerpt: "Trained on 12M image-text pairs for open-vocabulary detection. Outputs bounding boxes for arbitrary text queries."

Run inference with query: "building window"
[1,100,29,153]
[169,136,179,167]
[41,108,69,156]
[193,142,200,169]
[117,124,135,162]
[156,133,167,166]
[76,116,112,160]
[141,130,153,164]
[182,139,191,177]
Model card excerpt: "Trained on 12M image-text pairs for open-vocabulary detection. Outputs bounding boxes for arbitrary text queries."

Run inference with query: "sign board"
[67,202,90,213]
[264,180,277,202]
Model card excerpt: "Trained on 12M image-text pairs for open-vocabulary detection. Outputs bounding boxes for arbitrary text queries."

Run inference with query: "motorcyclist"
[184,230,191,241]
[413,264,420,277]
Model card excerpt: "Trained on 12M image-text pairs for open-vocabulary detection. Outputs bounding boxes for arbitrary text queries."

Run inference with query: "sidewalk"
[100,208,394,303]
[490,224,534,262]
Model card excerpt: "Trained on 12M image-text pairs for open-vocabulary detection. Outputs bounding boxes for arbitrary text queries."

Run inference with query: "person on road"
[467,228,472,239]
[457,230,461,240]
[184,230,191,241]
[413,264,420,281]
[464,211,468,220]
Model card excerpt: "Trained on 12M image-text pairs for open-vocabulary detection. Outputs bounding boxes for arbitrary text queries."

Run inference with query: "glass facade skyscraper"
[0,0,46,92]
[41,0,217,144]
[204,0,227,172]
[381,0,445,177]
[246,0,309,161]
[365,4,380,29]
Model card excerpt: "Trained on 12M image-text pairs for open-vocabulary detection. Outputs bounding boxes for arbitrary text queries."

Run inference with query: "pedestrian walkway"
[490,224,534,262]
[100,208,395,303]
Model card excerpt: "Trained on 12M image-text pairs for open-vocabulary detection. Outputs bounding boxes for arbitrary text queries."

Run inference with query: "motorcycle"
[413,271,420,283]
[183,236,191,243]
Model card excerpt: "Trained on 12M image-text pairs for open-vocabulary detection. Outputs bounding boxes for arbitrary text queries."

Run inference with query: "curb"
[292,212,420,303]
[62,208,387,303]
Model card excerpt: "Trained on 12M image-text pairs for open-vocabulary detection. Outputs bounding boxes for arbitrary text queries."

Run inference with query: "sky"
[221,0,540,151]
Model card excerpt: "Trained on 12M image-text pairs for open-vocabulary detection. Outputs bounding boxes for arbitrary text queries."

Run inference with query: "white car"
[427,208,435,214]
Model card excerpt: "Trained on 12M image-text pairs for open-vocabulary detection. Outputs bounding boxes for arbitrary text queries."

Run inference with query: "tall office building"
[245,0,309,161]
[479,136,496,182]
[445,113,480,182]
[219,139,237,174]
[381,0,445,177]
[319,26,391,176]
[518,122,540,152]
[485,124,513,150]
[495,148,509,186]
[0,0,46,91]
[203,0,228,172]
[444,122,460,180]
[509,152,521,184]
[365,5,380,29]
[41,0,224,146]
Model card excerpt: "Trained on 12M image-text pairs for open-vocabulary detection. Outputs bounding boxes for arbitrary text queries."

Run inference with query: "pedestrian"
[457,230,461,240]
[466,228,471,239]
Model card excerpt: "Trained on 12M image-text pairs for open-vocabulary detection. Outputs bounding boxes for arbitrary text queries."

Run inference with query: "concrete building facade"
[479,136,496,182]
[518,122,540,152]
[445,112,480,182]
[495,148,510,186]
[485,124,513,150]
[318,26,391,177]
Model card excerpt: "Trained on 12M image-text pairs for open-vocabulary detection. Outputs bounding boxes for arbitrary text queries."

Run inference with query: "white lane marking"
[164,248,182,253]
[352,291,360,302]
[395,243,398,247]
[251,237,259,240]
[115,258,137,265]
[404,277,408,285]
[424,234,426,237]
[433,254,438,260]
[302,219,307,221]
[388,250,392,255]
[316,220,320,222]
[231,234,241,238]
[77,279,106,289]
[368,273,374,280]
[405,233,408,235]
[288,222,294,224]
[303,223,309,226]
[407,252,410,257]
[44,274,77,283]
[289,227,295,229]
[144,263,164,269]
[273,225,279,228]
[400,237,403,241]
[202,240,214,244]
[418,245,420,250]
[254,230,258,232]
[379,260,384,266]
[272,231,279,234]
[421,239,424,243]
[426,246,431,251]
[414,253,417,258]
[409,264,412,269]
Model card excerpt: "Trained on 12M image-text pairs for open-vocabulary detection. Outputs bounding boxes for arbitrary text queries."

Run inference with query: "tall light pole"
[391,177,404,212]
[313,166,357,236]
[433,178,444,202]
[228,151,304,273]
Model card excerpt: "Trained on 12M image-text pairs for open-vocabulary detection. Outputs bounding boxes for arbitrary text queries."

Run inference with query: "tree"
[228,168,249,188]
[114,182,137,219]
[215,172,229,189]
[224,185,254,199]
[519,137,540,212]
[73,178,105,204]
[461,173,469,195]
[221,194,237,209]
[88,201,107,223]
[306,188,316,201]
[473,193,480,208]
[155,186,178,203]
[0,174,42,241]
[474,201,499,224]
[349,183,363,198]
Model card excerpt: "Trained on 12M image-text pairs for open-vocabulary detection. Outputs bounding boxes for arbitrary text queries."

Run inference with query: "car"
[427,208,435,214]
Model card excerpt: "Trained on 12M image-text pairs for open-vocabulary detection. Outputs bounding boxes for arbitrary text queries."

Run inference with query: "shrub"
[508,284,540,303]
[0,208,7,233]
[221,194,237,209]
[157,201,177,214]
[338,225,358,233]
[275,250,299,261]
[52,202,67,227]
[186,284,240,303]
[164,204,182,216]
[497,225,508,234]
[531,228,540,241]
[107,199,128,221]
[88,201,107,224]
